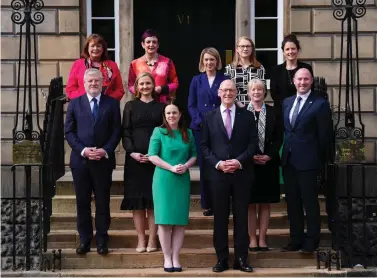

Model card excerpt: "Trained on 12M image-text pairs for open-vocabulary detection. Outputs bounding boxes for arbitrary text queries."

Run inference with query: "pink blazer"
[66,58,125,101]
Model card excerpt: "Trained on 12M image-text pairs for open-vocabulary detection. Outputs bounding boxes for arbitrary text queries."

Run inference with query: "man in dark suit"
[281,68,332,253]
[65,68,121,255]
[201,79,258,272]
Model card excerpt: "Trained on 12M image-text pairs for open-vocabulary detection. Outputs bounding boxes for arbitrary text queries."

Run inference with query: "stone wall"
[290,0,377,162]
[0,0,83,195]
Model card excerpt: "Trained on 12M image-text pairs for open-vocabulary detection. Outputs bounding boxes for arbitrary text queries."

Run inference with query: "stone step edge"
[52,194,326,200]
[50,211,328,220]
[48,228,331,237]
[48,247,318,257]
[2,267,351,277]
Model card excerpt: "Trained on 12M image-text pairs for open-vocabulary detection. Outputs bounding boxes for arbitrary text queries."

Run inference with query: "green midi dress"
[148,127,197,225]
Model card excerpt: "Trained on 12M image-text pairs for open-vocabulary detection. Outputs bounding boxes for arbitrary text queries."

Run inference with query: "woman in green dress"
[148,103,197,272]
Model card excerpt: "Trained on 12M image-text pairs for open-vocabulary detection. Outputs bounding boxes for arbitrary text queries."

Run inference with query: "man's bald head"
[218,79,237,108]
[293,68,313,95]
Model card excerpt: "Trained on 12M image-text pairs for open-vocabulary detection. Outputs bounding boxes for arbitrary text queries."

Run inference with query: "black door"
[134,0,235,123]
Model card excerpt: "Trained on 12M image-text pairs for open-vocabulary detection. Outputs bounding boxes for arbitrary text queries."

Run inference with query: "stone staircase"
[47,167,336,276]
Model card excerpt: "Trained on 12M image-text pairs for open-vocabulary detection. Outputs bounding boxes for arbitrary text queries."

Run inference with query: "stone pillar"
[117,0,134,165]
[235,0,251,39]
[119,0,134,105]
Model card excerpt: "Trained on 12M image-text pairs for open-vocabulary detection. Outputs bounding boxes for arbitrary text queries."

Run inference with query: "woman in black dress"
[270,34,313,120]
[121,72,165,253]
[246,78,283,252]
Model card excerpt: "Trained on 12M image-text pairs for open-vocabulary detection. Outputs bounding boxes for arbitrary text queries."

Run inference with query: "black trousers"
[210,177,250,261]
[72,161,112,246]
[283,163,320,248]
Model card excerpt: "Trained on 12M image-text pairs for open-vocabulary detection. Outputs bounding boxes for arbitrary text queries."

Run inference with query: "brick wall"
[290,0,377,162]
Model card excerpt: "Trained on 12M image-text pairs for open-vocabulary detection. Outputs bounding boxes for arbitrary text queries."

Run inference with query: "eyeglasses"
[219,88,236,93]
[237,45,252,49]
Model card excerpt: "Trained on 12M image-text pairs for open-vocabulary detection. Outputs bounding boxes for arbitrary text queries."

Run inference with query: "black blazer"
[200,106,258,181]
[255,104,283,161]
[270,61,313,110]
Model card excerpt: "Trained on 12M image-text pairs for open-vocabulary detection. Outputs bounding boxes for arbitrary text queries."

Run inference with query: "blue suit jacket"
[188,72,229,130]
[281,93,332,170]
[64,93,121,169]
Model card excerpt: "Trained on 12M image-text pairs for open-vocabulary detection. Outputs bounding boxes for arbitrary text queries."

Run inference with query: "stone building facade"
[1,0,376,174]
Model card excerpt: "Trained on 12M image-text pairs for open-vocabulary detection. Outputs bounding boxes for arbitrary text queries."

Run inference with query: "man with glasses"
[201,79,258,272]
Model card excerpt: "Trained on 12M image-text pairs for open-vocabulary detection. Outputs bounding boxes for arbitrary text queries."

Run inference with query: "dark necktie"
[291,96,302,127]
[92,98,98,120]
[225,108,232,139]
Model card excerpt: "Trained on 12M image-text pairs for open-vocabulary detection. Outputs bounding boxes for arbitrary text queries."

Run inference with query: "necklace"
[145,54,158,67]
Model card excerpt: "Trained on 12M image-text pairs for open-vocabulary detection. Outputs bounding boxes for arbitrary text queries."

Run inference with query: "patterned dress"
[128,55,179,104]
[224,64,266,106]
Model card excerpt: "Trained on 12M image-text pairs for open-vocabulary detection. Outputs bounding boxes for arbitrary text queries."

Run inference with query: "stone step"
[50,212,329,231]
[56,169,201,196]
[47,229,332,250]
[4,267,349,277]
[52,195,327,214]
[49,248,323,269]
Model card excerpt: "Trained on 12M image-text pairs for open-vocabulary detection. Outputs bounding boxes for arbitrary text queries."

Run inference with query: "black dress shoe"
[76,243,90,255]
[173,267,182,272]
[280,243,301,252]
[203,208,213,216]
[259,246,269,252]
[233,257,253,272]
[97,245,109,255]
[301,245,318,253]
[212,260,229,272]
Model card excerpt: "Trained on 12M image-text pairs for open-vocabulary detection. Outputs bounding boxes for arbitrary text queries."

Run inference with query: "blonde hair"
[134,72,156,99]
[231,36,261,68]
[247,78,267,98]
[198,47,222,72]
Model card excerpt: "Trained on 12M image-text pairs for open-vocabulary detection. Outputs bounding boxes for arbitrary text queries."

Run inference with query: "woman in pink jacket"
[66,34,125,101]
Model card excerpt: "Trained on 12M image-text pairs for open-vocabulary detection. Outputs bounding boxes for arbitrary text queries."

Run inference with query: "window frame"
[250,0,284,64]
[86,0,120,65]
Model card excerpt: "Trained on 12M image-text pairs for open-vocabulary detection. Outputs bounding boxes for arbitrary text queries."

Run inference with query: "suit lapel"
[215,107,229,139]
[294,93,315,128]
[285,96,295,130]
[230,107,243,140]
[81,95,94,126]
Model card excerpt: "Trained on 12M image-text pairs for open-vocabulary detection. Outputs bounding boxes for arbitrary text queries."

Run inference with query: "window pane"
[92,19,115,48]
[255,0,277,17]
[92,0,114,17]
[256,50,277,78]
[107,50,115,62]
[255,19,277,49]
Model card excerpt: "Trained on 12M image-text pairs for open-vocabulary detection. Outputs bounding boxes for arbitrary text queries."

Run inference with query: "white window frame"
[86,0,120,65]
[250,0,284,64]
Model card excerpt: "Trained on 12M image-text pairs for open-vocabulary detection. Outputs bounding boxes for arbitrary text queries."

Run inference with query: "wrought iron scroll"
[10,0,45,271]
[332,0,366,142]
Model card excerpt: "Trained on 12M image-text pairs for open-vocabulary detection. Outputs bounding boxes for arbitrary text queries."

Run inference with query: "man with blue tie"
[201,80,258,272]
[65,68,121,255]
[280,68,332,253]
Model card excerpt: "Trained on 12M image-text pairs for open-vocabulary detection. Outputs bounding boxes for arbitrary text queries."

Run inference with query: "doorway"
[133,0,235,122]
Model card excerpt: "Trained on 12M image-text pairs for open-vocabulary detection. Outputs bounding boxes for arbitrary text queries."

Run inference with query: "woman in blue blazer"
[188,47,229,216]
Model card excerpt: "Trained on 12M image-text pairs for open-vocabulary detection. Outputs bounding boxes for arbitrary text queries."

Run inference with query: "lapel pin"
[309,101,313,104]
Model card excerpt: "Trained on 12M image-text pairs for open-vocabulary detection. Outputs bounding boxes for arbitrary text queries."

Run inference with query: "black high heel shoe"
[164,267,174,273]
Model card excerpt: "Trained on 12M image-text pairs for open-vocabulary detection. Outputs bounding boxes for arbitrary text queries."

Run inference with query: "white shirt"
[220,104,236,129]
[215,104,241,170]
[86,93,101,112]
[289,90,311,123]
[208,76,215,88]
